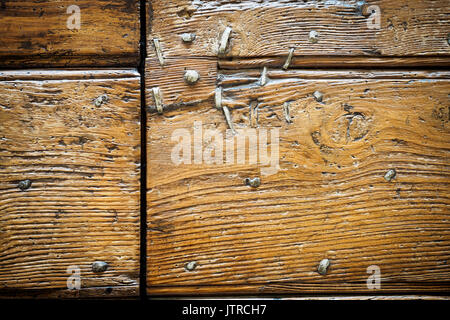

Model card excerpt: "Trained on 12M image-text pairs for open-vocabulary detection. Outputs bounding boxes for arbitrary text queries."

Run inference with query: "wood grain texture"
[0,69,141,297]
[147,70,450,296]
[147,0,450,59]
[145,0,450,113]
[0,0,140,67]
[146,57,217,110]
[219,56,450,69]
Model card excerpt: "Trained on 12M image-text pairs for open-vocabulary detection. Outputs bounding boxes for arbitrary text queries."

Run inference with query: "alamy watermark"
[66,265,81,290]
[171,121,280,176]
[66,5,81,30]
[366,5,381,30]
[367,265,381,289]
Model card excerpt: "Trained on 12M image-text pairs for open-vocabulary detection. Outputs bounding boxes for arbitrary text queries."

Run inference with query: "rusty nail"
[215,86,235,133]
[215,87,222,110]
[184,70,200,85]
[309,30,319,43]
[181,33,196,43]
[282,48,295,70]
[317,258,330,275]
[18,179,32,191]
[249,101,258,128]
[384,169,396,182]
[185,261,197,271]
[245,177,261,188]
[259,66,268,86]
[283,101,292,123]
[152,87,163,114]
[313,91,323,102]
[218,26,232,55]
[94,94,108,107]
[153,38,165,66]
[222,105,236,134]
[92,261,108,273]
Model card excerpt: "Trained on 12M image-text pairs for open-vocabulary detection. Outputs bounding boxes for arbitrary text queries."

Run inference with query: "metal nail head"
[94,94,108,107]
[384,169,396,182]
[313,91,323,102]
[317,258,330,275]
[184,70,200,84]
[185,261,197,271]
[309,30,319,43]
[92,261,109,273]
[18,179,32,191]
[245,177,261,188]
[181,33,196,43]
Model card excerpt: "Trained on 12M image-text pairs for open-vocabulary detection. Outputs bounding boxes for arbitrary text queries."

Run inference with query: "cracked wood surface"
[147,70,450,295]
[0,70,141,297]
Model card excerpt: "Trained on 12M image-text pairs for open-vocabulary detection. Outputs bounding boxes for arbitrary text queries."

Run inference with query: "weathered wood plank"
[146,57,217,110]
[148,0,450,60]
[0,69,141,297]
[0,1,140,67]
[145,64,450,112]
[219,56,450,69]
[147,70,450,295]
[148,283,450,296]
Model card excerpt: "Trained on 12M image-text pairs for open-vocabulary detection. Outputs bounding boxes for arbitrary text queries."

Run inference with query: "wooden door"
[0,1,141,298]
[0,0,449,299]
[146,0,450,297]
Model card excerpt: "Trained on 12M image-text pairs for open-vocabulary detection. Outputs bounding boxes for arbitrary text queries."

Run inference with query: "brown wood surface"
[147,70,450,295]
[146,57,217,110]
[0,0,448,300]
[147,0,450,59]
[0,69,141,297]
[219,56,450,70]
[145,0,450,112]
[0,1,140,67]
